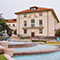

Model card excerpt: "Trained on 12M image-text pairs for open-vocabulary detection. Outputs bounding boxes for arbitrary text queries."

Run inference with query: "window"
[13,19,16,21]
[34,8,36,10]
[31,8,34,10]
[39,12,42,16]
[39,29,43,34]
[31,8,36,10]
[6,20,9,22]
[24,21,27,26]
[39,20,42,26]
[24,14,27,17]
[24,30,27,34]
[9,24,10,26]
[31,19,35,27]
[13,24,15,26]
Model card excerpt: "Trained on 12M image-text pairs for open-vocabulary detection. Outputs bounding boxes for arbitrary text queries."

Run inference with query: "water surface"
[13,44,58,52]
[13,51,60,60]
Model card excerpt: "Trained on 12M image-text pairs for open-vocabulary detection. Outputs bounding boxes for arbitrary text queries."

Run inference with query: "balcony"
[22,26,44,29]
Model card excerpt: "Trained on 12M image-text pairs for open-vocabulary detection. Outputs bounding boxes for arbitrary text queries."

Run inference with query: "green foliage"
[32,40,46,43]
[0,16,12,36]
[20,37,30,40]
[55,29,60,37]
[14,29,17,35]
[0,54,7,60]
[46,42,60,44]
[7,30,12,36]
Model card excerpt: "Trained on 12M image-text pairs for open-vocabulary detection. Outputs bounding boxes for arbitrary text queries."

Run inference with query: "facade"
[58,23,60,29]
[5,19,17,30]
[15,6,59,37]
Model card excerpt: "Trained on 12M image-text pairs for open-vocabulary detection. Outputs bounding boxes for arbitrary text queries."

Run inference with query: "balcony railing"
[22,26,44,29]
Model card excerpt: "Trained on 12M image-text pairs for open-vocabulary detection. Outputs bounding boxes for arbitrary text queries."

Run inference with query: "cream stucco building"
[5,19,17,30]
[15,6,59,37]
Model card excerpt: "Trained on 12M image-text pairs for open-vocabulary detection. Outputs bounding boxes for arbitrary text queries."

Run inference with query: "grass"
[20,38,24,40]
[46,42,60,44]
[0,54,7,60]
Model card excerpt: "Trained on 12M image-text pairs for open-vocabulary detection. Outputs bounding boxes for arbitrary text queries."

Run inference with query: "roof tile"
[15,6,52,14]
[5,19,16,23]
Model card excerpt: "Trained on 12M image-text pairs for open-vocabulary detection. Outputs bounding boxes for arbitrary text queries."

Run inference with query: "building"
[5,19,17,30]
[58,23,60,29]
[15,6,59,37]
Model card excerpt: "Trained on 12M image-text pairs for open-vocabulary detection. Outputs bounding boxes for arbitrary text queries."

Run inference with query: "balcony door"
[31,19,35,27]
[31,32,35,37]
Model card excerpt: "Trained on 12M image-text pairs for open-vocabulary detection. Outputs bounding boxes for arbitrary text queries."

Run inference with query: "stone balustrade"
[0,41,9,48]
[0,45,5,54]
[4,48,14,57]
[0,41,14,59]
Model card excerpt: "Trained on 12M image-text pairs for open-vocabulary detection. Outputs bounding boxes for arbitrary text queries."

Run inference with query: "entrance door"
[31,32,35,37]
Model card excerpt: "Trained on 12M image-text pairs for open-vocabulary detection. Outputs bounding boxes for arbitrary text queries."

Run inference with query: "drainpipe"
[47,11,49,36]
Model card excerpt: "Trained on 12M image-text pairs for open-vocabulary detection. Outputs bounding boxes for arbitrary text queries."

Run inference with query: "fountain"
[1,39,60,60]
[0,41,15,60]
[13,51,60,60]
[6,41,60,56]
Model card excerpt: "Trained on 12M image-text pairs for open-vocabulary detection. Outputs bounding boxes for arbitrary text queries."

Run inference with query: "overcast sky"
[0,0,60,21]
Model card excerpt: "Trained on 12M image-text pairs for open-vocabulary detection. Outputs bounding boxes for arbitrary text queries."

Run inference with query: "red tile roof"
[15,6,59,22]
[15,6,52,14]
[5,19,17,23]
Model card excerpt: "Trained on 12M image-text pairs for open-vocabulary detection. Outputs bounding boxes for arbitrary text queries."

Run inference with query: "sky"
[0,0,60,21]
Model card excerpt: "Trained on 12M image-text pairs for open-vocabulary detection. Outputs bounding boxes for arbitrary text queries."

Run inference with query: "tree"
[0,13,4,19]
[14,29,17,35]
[0,13,12,36]
[55,29,60,37]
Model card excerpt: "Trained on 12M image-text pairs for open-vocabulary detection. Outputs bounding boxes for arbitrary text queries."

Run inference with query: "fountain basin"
[13,44,59,56]
[8,42,37,48]
[13,51,60,60]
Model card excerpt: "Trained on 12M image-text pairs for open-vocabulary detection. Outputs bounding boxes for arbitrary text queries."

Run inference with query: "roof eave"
[51,9,59,23]
[15,9,51,14]
[15,9,59,23]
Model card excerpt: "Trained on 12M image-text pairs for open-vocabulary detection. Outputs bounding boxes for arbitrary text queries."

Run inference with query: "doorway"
[31,32,35,37]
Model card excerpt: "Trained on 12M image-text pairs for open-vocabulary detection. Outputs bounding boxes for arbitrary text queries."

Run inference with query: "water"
[13,51,60,60]
[8,41,32,44]
[13,44,58,52]
[9,42,59,60]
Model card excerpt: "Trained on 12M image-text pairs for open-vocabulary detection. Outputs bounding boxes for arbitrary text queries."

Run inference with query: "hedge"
[32,40,46,43]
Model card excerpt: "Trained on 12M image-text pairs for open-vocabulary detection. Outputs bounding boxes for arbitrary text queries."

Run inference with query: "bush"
[32,40,46,43]
[20,37,30,39]
[55,29,60,37]
[0,18,12,36]
[14,29,17,35]
[7,30,12,36]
